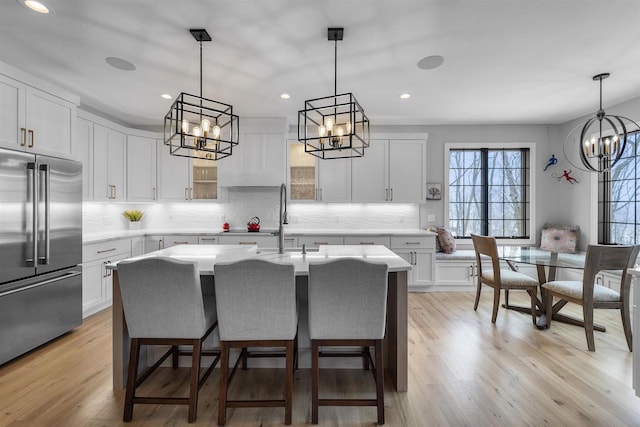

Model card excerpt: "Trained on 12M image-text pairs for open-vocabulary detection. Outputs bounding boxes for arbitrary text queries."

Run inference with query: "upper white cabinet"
[218,118,287,187]
[0,73,76,158]
[351,138,427,202]
[93,124,126,201]
[156,141,219,201]
[287,140,351,202]
[127,135,156,202]
[75,117,94,200]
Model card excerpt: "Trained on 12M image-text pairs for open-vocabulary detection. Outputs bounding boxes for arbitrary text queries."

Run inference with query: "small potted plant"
[123,209,144,229]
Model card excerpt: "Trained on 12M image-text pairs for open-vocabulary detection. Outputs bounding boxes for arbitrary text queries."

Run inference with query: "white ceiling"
[2,0,639,128]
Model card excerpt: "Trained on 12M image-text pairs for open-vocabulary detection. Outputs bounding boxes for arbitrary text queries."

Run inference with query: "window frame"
[444,142,536,245]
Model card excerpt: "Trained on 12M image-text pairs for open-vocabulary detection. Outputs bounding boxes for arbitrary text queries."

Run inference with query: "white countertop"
[107,244,412,275]
[83,228,436,244]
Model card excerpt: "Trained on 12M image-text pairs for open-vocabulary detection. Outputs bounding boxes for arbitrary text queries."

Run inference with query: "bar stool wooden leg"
[188,339,201,423]
[218,342,229,426]
[123,338,140,422]
[375,339,384,425]
[285,341,294,425]
[311,340,319,424]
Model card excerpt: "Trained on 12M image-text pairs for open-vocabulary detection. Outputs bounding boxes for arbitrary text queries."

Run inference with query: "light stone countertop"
[83,228,436,244]
[106,244,412,275]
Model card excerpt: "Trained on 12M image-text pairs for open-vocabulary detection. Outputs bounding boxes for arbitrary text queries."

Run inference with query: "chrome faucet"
[278,183,288,254]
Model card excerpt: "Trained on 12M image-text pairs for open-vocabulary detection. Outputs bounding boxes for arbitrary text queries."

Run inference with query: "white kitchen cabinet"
[288,140,350,202]
[351,138,426,202]
[218,120,286,186]
[198,236,219,245]
[436,260,476,288]
[127,135,156,202]
[131,237,145,257]
[0,74,76,158]
[82,238,131,317]
[75,117,94,200]
[93,124,126,201]
[157,141,219,201]
[297,236,344,250]
[144,235,199,252]
[391,236,435,291]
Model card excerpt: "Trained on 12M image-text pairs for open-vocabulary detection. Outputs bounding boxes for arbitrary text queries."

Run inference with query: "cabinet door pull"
[97,247,116,254]
[20,128,27,146]
[239,241,257,245]
[405,242,421,245]
[189,188,193,200]
[113,185,117,199]
[390,188,393,201]
[200,238,217,242]
[28,129,35,148]
[385,188,389,201]
[284,237,295,241]
[360,242,375,245]
[314,241,328,245]
[173,241,190,245]
[185,188,189,200]
[152,187,156,200]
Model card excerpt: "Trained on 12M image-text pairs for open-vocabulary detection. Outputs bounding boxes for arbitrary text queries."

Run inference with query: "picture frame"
[426,183,442,200]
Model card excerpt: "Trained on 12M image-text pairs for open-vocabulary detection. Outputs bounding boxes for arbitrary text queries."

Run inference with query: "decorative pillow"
[540,224,579,253]
[436,227,456,254]
[426,226,442,252]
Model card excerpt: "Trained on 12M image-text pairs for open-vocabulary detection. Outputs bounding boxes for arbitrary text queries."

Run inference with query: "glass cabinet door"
[289,142,316,200]
[192,155,218,200]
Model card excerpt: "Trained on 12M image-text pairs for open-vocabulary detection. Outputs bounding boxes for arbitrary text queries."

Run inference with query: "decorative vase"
[129,221,141,230]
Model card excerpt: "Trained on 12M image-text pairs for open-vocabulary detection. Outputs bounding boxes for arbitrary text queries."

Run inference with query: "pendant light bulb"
[201,119,211,133]
[212,125,221,139]
[318,125,326,137]
[193,126,202,138]
[325,118,334,132]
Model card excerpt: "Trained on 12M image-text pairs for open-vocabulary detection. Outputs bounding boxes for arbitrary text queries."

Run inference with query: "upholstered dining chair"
[117,257,220,423]
[542,244,640,351]
[471,234,539,324]
[308,258,388,425]
[214,259,297,426]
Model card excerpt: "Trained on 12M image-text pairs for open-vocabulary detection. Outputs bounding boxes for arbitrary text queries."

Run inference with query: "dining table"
[108,244,412,392]
[496,246,593,330]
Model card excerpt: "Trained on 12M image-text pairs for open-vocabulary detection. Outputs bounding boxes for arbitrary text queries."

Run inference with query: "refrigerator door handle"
[0,271,82,298]
[38,164,50,265]
[26,162,36,267]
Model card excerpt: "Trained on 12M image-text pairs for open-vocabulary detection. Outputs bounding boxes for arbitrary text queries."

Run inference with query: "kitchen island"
[109,244,412,391]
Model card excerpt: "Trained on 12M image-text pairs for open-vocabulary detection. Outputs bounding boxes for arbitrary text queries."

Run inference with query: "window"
[446,146,531,239]
[599,132,639,244]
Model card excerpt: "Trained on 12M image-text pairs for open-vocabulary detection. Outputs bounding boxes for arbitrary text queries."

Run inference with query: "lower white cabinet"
[390,236,435,291]
[198,235,219,245]
[218,234,277,248]
[436,261,476,288]
[297,236,344,250]
[144,235,199,252]
[344,236,390,247]
[82,238,131,318]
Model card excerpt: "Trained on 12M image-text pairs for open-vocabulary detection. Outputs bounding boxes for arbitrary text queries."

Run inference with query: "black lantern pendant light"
[164,29,239,161]
[298,28,370,159]
[566,73,639,173]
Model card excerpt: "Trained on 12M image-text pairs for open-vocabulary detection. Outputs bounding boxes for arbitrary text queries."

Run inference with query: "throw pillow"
[540,224,579,253]
[437,227,456,254]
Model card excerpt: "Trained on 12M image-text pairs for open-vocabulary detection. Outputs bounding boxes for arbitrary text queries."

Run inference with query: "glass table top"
[497,246,586,269]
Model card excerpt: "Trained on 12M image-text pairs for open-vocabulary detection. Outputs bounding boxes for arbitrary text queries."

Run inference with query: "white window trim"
[444,142,536,246]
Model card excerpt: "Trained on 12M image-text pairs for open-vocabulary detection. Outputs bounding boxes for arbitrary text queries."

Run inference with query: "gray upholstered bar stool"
[214,259,297,426]
[117,257,220,423]
[308,259,389,425]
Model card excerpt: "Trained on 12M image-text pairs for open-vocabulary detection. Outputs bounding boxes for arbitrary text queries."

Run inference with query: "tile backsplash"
[83,187,422,234]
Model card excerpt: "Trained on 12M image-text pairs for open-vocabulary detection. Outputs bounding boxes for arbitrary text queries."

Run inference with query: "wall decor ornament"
[426,183,442,200]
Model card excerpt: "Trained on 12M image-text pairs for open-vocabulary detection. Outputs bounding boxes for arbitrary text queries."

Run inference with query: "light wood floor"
[2,291,640,426]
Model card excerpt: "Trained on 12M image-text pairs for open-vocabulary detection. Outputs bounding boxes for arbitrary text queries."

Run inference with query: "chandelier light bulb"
[318,125,326,137]
[337,126,344,137]
[201,119,211,133]
[212,125,221,139]
[346,121,352,134]
[193,126,202,138]
[325,118,334,132]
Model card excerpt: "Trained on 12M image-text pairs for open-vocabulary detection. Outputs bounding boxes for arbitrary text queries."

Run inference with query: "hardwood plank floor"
[1,291,640,426]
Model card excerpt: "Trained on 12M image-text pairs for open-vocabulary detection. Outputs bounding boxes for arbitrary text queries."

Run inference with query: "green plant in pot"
[123,210,144,229]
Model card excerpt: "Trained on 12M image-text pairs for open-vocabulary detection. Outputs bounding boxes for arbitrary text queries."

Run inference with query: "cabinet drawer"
[344,236,390,247]
[198,236,219,244]
[218,234,277,248]
[297,236,344,249]
[164,235,199,247]
[83,239,131,263]
[390,236,435,250]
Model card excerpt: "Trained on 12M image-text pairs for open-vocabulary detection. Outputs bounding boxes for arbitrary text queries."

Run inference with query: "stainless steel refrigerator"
[0,148,82,365]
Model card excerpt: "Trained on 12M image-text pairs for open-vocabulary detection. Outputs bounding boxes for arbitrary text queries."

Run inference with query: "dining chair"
[117,257,220,423]
[471,234,540,324]
[542,244,640,351]
[308,258,388,425]
[214,259,297,426]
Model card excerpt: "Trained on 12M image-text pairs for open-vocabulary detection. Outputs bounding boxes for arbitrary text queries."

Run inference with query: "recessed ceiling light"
[18,0,53,14]
[105,57,136,71]
[280,93,291,99]
[161,93,173,100]
[417,55,444,70]
[400,93,411,99]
